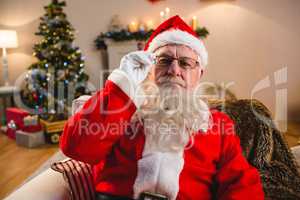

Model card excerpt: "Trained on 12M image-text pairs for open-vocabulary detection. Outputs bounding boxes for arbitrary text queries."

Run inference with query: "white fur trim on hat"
[146,29,208,67]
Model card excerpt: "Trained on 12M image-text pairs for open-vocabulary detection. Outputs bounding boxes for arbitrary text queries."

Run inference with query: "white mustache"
[156,76,186,87]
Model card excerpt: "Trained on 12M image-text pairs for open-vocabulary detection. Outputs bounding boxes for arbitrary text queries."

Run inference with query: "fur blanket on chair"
[209,99,300,199]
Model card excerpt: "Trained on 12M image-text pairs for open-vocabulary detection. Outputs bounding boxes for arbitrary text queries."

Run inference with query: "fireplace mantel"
[106,39,145,71]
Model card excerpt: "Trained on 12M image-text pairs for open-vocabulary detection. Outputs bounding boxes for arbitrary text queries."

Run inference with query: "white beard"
[132,80,211,200]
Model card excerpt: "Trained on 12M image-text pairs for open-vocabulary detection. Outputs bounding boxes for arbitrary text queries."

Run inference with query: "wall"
[0,0,300,125]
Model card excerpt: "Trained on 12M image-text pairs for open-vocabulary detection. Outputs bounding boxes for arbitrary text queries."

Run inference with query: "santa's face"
[151,44,203,90]
[135,45,210,153]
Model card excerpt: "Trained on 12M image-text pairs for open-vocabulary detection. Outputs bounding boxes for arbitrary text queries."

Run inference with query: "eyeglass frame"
[152,53,201,71]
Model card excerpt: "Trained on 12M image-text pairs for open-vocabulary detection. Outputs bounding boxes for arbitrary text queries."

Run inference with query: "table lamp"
[0,30,18,86]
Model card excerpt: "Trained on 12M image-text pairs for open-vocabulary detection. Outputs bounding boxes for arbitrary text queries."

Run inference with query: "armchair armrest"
[3,167,70,200]
[291,145,300,167]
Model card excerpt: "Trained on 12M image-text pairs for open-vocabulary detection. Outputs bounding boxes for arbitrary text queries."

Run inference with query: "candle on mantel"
[165,7,170,19]
[160,11,165,22]
[146,20,154,31]
[128,21,138,32]
[191,16,198,31]
[139,22,146,32]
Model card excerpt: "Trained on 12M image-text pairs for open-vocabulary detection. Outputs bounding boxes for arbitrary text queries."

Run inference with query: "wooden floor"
[0,123,299,199]
[0,132,58,199]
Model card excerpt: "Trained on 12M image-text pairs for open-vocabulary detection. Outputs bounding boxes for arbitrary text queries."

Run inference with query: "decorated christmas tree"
[21,0,89,122]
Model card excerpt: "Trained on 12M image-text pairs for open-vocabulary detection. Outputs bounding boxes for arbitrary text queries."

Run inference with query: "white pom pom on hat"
[144,15,208,68]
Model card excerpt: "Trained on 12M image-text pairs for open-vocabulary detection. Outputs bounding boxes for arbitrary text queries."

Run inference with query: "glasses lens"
[156,56,173,67]
[178,57,198,69]
[155,56,199,70]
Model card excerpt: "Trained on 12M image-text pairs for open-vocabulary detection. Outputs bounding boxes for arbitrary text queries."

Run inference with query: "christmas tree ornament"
[147,0,165,3]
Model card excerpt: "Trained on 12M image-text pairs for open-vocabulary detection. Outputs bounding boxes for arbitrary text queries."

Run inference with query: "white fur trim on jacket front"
[146,29,208,67]
[133,152,184,200]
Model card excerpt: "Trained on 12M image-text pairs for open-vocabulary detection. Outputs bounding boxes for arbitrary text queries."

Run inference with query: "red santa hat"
[144,15,208,68]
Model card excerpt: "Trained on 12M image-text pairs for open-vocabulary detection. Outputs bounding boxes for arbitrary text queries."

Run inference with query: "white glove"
[119,50,154,85]
[108,51,154,108]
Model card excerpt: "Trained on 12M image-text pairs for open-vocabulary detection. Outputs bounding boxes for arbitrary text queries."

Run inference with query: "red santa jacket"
[60,79,265,200]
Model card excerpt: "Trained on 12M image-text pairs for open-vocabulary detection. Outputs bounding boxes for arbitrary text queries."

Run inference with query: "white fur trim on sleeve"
[108,69,145,108]
[146,29,208,67]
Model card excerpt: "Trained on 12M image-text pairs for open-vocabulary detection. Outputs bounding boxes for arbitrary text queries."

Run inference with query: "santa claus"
[60,15,264,200]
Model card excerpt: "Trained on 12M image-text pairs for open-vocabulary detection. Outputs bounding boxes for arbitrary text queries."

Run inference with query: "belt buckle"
[139,192,168,200]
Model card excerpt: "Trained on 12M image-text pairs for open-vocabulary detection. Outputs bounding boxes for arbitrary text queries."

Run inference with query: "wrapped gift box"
[40,119,66,144]
[22,115,42,132]
[6,107,28,139]
[0,126,15,141]
[6,127,16,139]
[6,107,29,129]
[15,130,45,148]
[5,108,42,137]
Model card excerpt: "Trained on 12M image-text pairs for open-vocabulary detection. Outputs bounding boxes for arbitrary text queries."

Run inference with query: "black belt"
[96,192,133,200]
[96,192,168,200]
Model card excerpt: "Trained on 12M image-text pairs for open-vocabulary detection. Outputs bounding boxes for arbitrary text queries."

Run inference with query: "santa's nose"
[167,60,182,76]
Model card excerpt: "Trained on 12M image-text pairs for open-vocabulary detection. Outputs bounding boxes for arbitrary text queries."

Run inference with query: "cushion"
[51,159,96,200]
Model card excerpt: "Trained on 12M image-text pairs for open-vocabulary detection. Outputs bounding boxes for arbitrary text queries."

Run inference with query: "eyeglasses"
[154,55,200,70]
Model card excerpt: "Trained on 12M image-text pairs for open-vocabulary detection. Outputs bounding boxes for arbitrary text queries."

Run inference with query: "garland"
[95,27,209,50]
